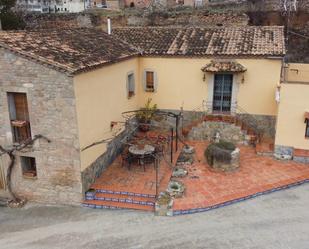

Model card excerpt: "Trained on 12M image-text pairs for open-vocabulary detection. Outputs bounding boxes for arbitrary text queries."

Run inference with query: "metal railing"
[185,100,264,142]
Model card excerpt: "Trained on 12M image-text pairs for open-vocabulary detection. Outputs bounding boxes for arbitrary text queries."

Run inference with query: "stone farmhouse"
[0,26,308,205]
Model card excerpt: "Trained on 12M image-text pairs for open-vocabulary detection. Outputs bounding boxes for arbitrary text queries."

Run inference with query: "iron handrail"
[198,100,264,139]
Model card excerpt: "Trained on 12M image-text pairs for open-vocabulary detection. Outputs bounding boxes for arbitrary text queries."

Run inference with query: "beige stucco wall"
[74,58,140,171]
[275,83,309,150]
[74,56,282,170]
[285,63,309,83]
[138,57,282,115]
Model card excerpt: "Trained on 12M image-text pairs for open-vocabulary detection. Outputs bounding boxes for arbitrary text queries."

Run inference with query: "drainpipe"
[107,17,111,35]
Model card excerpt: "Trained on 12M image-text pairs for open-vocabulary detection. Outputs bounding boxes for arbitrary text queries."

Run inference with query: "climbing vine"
[0,134,50,207]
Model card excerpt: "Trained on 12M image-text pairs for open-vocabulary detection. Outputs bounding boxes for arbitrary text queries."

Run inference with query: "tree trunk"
[6,152,17,202]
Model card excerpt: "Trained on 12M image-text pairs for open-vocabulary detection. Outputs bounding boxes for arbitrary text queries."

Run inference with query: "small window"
[146,71,154,92]
[305,119,309,138]
[127,73,135,98]
[7,92,31,143]
[20,156,37,178]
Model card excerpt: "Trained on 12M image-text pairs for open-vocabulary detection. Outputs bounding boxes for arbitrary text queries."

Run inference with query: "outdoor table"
[129,144,155,156]
[128,144,155,167]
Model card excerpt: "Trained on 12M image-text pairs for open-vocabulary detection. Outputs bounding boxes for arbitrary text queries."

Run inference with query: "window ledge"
[145,89,155,93]
[22,174,37,180]
[128,93,135,99]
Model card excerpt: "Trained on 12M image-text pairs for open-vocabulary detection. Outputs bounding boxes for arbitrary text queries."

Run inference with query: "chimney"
[107,17,111,35]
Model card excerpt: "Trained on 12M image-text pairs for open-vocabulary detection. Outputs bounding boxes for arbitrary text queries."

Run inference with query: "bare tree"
[0,135,50,207]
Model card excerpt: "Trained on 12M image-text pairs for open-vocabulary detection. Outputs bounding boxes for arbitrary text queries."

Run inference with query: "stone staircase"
[82,187,156,211]
[186,114,259,146]
[183,113,276,155]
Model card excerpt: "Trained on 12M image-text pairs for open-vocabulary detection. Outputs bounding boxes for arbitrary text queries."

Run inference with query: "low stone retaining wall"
[188,121,248,144]
[152,110,276,143]
[275,145,309,164]
[237,114,276,139]
[81,124,136,194]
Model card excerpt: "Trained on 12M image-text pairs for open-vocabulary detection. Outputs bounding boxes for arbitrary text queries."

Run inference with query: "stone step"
[0,197,8,207]
[89,184,156,198]
[256,142,274,155]
[88,192,155,206]
[82,199,155,212]
[204,115,236,123]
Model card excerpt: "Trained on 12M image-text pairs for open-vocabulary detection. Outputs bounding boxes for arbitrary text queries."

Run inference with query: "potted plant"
[136,98,157,132]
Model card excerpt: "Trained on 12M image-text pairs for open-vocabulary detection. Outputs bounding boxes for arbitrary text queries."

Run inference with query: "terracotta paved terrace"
[83,139,309,214]
[91,155,173,197]
[83,139,180,211]
[172,141,309,214]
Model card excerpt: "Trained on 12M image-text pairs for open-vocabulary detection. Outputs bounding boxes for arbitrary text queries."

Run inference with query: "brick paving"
[84,139,309,214]
[90,151,177,196]
[172,141,309,212]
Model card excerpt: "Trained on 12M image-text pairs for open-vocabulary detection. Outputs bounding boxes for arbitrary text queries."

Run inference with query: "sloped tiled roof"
[0,28,139,74]
[0,26,285,75]
[113,26,286,57]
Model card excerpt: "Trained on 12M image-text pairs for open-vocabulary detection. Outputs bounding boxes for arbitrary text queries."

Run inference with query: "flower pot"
[182,128,190,137]
[139,120,151,132]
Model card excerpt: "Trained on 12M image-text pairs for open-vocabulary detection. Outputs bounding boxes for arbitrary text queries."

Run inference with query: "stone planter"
[211,148,240,172]
[167,181,185,198]
[172,167,188,178]
[155,192,173,216]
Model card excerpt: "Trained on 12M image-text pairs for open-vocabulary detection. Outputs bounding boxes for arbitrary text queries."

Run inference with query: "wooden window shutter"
[146,71,154,91]
[14,93,29,121]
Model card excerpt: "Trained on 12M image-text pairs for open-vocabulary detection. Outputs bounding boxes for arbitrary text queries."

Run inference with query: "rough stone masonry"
[0,49,82,205]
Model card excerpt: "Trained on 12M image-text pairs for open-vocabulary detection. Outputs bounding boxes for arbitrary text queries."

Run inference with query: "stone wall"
[81,123,136,194]
[153,110,276,140]
[237,114,277,139]
[22,13,96,29]
[0,49,82,205]
[275,145,309,164]
[188,121,248,144]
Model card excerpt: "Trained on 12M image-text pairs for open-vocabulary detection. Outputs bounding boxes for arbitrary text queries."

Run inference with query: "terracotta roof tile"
[0,28,139,74]
[201,60,247,72]
[113,26,286,57]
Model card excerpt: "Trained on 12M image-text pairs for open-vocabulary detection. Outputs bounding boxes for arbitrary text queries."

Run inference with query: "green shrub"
[0,11,25,30]
[204,140,236,166]
[215,140,236,151]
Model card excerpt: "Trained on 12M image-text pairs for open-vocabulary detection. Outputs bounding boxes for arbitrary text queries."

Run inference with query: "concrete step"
[256,142,274,155]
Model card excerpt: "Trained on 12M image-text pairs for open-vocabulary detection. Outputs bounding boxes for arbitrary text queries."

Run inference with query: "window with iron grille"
[7,92,32,143]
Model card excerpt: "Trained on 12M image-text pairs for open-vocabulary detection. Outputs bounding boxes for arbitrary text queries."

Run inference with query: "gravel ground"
[1,184,309,249]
